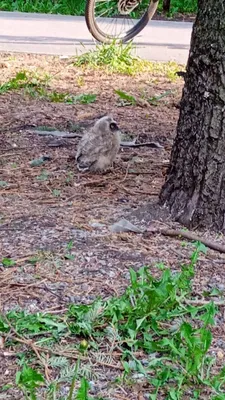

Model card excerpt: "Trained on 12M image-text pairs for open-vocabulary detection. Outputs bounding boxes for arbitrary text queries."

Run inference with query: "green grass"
[74,41,182,77]
[0,0,87,15]
[0,243,225,399]
[158,0,197,14]
[0,70,50,94]
[0,70,97,103]
[0,0,197,16]
[115,88,175,106]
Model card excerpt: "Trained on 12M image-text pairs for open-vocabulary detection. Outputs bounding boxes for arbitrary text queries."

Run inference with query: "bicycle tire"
[85,0,159,43]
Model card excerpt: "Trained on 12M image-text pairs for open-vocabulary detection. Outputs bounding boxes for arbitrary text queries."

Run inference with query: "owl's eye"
[110,122,118,131]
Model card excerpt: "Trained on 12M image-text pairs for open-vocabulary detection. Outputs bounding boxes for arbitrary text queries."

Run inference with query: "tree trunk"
[159,0,225,231]
[162,0,171,13]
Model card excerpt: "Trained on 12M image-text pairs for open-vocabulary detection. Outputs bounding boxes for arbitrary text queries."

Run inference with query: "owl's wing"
[76,131,113,171]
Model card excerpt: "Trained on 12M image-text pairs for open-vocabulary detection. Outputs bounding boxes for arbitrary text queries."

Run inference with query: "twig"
[120,141,163,148]
[5,280,47,288]
[138,392,144,400]
[146,227,225,254]
[32,129,163,148]
[120,163,130,183]
[31,344,50,382]
[65,177,113,202]
[184,299,225,306]
[79,177,113,187]
[0,146,43,152]
[113,395,129,400]
[1,326,123,371]
[0,124,36,134]
[42,308,68,315]
[13,254,38,264]
[114,182,158,196]
[32,130,82,139]
[127,171,160,175]
[172,248,225,264]
[113,182,132,194]
[42,283,68,303]
[3,323,50,381]
[0,152,23,158]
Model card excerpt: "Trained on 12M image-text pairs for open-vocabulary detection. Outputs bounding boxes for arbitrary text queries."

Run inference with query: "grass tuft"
[74,41,183,77]
[0,70,97,103]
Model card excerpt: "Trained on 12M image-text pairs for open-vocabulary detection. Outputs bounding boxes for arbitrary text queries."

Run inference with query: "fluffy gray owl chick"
[76,116,121,172]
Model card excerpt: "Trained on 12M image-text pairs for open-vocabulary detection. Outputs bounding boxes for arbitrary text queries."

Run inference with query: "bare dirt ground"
[0,53,225,399]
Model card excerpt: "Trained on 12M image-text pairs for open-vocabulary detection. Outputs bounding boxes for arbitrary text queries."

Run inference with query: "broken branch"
[146,227,225,254]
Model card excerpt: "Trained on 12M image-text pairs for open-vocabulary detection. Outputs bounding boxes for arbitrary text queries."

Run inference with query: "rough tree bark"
[162,0,171,13]
[159,0,225,231]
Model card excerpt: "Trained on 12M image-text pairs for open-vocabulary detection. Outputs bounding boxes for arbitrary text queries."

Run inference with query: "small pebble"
[0,336,4,349]
[217,350,224,359]
[99,260,107,266]
[89,222,105,229]
[89,381,97,393]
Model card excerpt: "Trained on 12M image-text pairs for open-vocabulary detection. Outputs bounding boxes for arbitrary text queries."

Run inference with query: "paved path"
[0,11,192,64]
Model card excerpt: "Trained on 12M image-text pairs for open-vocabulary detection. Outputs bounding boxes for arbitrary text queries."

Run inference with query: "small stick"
[120,141,163,148]
[114,182,158,196]
[1,318,123,371]
[146,227,225,254]
[120,163,130,183]
[33,130,82,139]
[31,344,50,382]
[32,129,163,148]
[0,152,23,158]
[184,299,225,306]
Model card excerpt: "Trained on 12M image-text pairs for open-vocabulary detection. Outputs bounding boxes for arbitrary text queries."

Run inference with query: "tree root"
[145,227,225,254]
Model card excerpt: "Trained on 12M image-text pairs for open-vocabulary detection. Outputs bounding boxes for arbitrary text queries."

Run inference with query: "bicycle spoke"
[86,0,158,42]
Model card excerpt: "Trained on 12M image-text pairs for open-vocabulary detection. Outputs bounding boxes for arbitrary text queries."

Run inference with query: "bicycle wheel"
[85,0,159,43]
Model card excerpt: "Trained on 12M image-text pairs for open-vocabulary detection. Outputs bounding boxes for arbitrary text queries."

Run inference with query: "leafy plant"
[0,70,50,94]
[0,70,97,104]
[75,41,182,77]
[67,358,80,400]
[158,0,197,14]
[0,310,67,336]
[148,89,174,105]
[36,170,50,181]
[1,244,225,398]
[0,0,87,15]
[35,126,57,132]
[115,89,136,105]
[74,41,155,75]
[52,189,61,197]
[16,365,45,400]
[75,377,89,400]
[115,88,175,106]
[64,240,75,260]
[0,0,197,17]
[0,180,8,187]
[47,91,97,104]
[0,71,31,94]
[1,257,16,267]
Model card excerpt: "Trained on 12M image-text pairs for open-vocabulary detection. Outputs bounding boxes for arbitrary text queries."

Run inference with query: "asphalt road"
[0,11,193,64]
